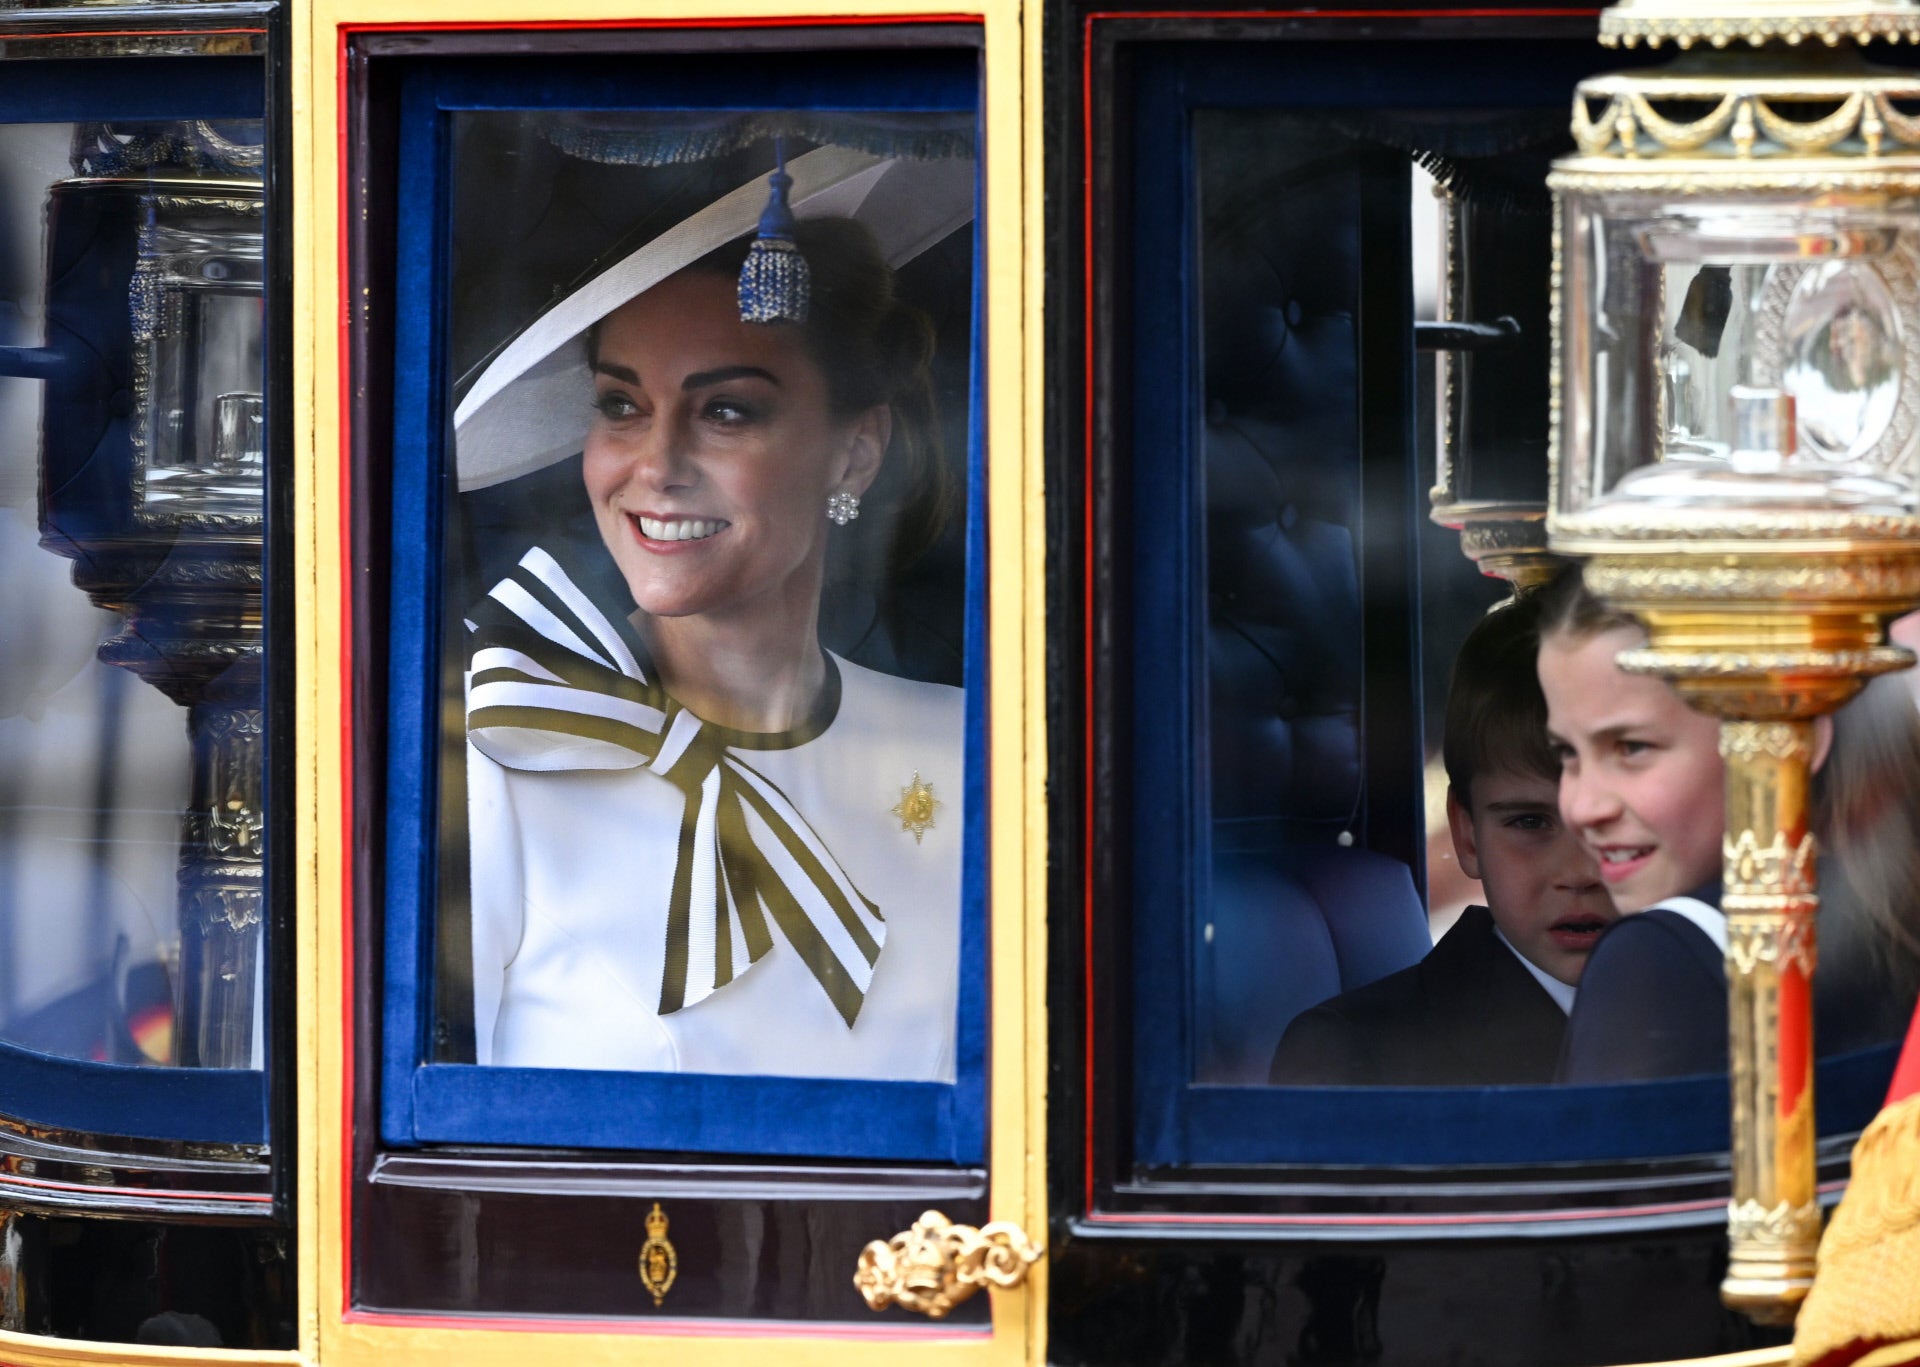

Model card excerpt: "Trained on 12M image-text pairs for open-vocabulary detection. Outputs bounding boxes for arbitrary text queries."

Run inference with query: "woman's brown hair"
[1817,672,1920,1010]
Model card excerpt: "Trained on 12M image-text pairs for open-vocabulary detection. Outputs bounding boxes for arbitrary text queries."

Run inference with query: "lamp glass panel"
[1559,191,1920,518]
[138,217,266,520]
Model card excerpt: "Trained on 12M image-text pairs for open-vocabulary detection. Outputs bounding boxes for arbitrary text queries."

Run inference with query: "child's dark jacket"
[1268,904,1566,1086]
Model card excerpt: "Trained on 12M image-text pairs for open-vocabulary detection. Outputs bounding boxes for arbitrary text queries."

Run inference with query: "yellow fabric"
[1793,1092,1920,1367]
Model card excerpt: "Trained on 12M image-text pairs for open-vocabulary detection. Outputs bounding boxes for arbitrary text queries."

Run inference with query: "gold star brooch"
[890,772,940,844]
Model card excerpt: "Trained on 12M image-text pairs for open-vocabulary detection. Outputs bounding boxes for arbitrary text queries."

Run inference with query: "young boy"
[1268,591,1618,1086]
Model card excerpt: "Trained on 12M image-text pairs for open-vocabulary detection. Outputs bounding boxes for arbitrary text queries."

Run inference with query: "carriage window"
[0,111,271,1136]
[375,56,987,1165]
[1109,43,1906,1174]
[0,46,287,1348]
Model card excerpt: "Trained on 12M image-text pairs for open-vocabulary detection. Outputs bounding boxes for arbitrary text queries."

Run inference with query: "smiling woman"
[582,243,911,729]
[440,126,978,1084]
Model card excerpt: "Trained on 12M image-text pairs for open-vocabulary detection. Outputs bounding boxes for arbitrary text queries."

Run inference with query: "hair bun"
[877,297,936,380]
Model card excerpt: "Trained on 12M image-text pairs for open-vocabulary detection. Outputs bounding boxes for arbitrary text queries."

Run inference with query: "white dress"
[467,648,964,1082]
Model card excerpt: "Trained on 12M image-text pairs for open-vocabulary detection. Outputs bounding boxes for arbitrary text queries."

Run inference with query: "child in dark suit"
[1269,591,1618,1086]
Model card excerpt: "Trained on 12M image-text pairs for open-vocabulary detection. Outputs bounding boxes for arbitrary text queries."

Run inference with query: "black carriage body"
[1042,5,1900,1364]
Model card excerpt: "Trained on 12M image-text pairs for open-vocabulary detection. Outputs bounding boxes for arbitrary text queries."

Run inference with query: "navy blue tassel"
[739,138,810,325]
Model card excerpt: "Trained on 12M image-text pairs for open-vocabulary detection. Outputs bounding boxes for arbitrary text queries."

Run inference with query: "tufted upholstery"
[1192,150,1431,1084]
[1197,845,1431,1084]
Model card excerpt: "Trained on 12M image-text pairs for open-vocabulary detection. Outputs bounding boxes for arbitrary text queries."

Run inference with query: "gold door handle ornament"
[853,1210,1043,1318]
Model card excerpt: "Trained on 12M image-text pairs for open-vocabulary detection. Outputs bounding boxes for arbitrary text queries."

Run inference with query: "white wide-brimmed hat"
[453,144,975,492]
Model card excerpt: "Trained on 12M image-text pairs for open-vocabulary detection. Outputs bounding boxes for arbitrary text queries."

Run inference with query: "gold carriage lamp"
[1548,0,1920,1326]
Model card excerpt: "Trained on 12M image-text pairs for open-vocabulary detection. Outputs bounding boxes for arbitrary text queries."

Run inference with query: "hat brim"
[453,144,975,492]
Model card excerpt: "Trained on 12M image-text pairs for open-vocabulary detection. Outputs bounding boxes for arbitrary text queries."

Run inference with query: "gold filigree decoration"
[1725,829,1820,894]
[637,1202,678,1307]
[1720,722,1817,765]
[1439,511,1548,554]
[1555,507,1920,548]
[1726,914,1821,977]
[1573,90,1736,154]
[1600,7,1920,49]
[1569,79,1920,159]
[890,773,939,845]
[1616,647,1913,680]
[1550,166,1920,197]
[854,1210,1042,1319]
[1431,185,1462,503]
[192,887,262,933]
[1729,1198,1825,1248]
[192,120,265,170]
[1753,90,1871,151]
[1548,208,1571,514]
[1434,508,1564,590]
[209,796,264,855]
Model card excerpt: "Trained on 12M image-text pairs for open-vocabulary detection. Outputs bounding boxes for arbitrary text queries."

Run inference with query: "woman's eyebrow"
[592,361,641,385]
[683,365,779,390]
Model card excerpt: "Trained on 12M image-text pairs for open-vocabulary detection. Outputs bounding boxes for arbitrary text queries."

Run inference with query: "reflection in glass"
[137,218,266,521]
[0,120,267,1073]
[1190,112,1430,1084]
[1785,259,1900,466]
[1558,196,1920,518]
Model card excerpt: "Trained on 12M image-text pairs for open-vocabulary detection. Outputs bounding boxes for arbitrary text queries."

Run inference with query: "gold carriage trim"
[854,1210,1042,1319]
[1597,0,1920,50]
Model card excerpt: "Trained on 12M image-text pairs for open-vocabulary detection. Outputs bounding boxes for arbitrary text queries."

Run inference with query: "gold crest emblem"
[638,1202,678,1307]
[890,772,940,843]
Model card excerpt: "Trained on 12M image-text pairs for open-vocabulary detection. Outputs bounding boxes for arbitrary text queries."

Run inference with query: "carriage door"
[1046,9,1897,1367]
[0,5,298,1357]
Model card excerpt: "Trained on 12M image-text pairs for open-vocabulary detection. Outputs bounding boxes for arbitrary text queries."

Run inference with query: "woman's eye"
[1616,738,1653,759]
[702,396,757,425]
[594,391,641,420]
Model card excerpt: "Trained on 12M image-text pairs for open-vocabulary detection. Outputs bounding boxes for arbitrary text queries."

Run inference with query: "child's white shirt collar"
[1652,895,1727,951]
[1492,926,1577,1015]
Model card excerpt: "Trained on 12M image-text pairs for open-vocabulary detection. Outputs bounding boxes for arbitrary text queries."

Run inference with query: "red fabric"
[1885,1000,1920,1108]
[1781,961,1813,1117]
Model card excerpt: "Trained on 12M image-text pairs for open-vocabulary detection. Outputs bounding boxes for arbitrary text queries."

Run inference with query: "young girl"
[1534,567,1920,1082]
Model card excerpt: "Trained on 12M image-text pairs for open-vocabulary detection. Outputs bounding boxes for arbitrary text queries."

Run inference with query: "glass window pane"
[0,119,266,1073]
[429,110,978,1086]
[1123,80,1907,1171]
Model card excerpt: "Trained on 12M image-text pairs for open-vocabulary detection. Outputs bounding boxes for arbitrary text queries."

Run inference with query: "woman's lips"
[628,512,729,548]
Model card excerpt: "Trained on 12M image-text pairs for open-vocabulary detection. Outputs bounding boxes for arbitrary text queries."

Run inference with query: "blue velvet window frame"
[1124,41,1899,1169]
[0,58,268,1147]
[379,51,988,1163]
